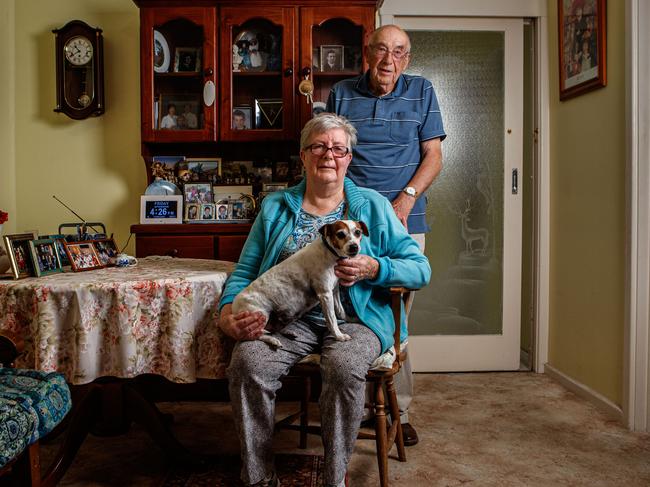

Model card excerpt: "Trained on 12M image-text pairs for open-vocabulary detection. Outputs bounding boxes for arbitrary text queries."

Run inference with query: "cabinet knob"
[301,67,311,78]
[167,249,179,258]
[203,67,214,77]
[284,67,293,77]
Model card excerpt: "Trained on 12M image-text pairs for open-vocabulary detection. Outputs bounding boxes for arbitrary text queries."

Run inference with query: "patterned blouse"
[277,201,356,326]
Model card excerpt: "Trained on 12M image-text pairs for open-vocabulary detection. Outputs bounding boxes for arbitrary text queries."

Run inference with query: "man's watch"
[403,186,418,198]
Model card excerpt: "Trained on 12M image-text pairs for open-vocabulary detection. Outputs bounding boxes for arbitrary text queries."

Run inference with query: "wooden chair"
[276,287,413,487]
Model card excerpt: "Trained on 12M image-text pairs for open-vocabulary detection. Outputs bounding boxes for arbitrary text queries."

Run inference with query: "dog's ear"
[357,221,369,236]
[318,223,330,238]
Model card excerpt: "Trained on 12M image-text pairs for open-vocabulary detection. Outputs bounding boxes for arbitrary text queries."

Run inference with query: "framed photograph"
[320,45,344,72]
[185,202,201,221]
[200,203,216,220]
[213,185,253,204]
[184,182,213,204]
[28,238,63,277]
[231,201,246,220]
[263,182,288,192]
[42,234,70,267]
[3,233,37,279]
[273,161,290,182]
[159,94,201,131]
[216,203,230,220]
[254,99,283,129]
[558,0,606,100]
[344,45,362,72]
[173,47,201,72]
[312,47,320,71]
[64,241,103,272]
[186,158,221,182]
[232,106,252,130]
[312,101,327,118]
[223,161,253,184]
[93,238,119,267]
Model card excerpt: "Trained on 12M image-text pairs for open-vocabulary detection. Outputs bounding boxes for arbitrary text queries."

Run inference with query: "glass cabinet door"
[141,7,217,142]
[299,7,373,129]
[220,8,295,141]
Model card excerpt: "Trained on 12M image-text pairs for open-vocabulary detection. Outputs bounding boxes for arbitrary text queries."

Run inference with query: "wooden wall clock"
[53,20,105,120]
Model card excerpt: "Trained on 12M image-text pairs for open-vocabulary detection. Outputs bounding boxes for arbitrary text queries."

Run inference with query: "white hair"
[300,113,358,150]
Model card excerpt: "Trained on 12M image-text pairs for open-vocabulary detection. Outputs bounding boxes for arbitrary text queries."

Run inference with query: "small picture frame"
[232,106,252,130]
[159,94,202,131]
[312,47,321,71]
[213,185,253,204]
[184,182,213,204]
[216,203,230,220]
[185,202,201,221]
[174,47,201,72]
[3,233,37,279]
[93,238,119,267]
[64,241,104,272]
[344,45,362,72]
[231,201,246,220]
[263,182,288,192]
[254,99,283,129]
[320,45,344,72]
[28,238,63,277]
[200,203,216,220]
[41,234,70,267]
[273,161,290,182]
[186,158,221,183]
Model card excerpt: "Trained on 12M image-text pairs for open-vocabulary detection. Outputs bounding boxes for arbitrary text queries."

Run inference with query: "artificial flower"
[0,210,8,224]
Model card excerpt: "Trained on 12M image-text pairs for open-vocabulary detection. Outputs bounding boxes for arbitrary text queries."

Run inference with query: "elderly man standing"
[327,24,446,447]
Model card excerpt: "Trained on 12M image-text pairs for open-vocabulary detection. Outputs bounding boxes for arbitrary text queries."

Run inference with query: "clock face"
[64,36,93,66]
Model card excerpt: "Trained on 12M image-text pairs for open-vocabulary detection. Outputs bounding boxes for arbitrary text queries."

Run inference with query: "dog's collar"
[321,235,343,259]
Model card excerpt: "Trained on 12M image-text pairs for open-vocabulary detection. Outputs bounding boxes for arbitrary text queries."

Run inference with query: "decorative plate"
[144,179,182,196]
[153,30,170,73]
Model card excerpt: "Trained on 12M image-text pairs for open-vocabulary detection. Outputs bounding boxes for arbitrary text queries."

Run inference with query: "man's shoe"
[401,422,419,446]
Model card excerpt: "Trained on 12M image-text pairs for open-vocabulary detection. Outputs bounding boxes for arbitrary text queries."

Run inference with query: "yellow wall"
[547,1,625,404]
[0,1,16,234]
[8,0,142,251]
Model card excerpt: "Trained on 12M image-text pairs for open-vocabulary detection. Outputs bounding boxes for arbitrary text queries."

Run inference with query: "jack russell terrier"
[232,219,369,349]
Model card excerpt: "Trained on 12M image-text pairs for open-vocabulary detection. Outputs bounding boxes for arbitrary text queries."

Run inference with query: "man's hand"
[335,255,379,287]
[218,304,267,341]
[391,192,416,230]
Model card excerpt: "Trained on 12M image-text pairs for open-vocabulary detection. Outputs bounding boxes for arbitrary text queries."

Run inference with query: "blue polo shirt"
[327,72,446,234]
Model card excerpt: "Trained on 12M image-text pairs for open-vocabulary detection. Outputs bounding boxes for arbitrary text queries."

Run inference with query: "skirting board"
[544,363,623,422]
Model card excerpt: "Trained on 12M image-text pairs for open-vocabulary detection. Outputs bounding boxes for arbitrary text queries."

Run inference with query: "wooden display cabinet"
[132,0,377,262]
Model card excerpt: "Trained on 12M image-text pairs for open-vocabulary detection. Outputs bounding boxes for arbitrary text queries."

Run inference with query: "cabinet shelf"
[232,71,282,77]
[155,72,203,78]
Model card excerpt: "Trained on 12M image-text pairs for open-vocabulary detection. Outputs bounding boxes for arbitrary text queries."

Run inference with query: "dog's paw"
[260,335,283,349]
[335,333,352,342]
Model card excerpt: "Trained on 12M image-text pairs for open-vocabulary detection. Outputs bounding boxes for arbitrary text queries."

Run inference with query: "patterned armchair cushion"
[0,368,71,469]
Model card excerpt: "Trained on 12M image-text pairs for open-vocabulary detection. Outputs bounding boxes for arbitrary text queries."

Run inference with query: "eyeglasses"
[369,44,410,60]
[305,143,350,158]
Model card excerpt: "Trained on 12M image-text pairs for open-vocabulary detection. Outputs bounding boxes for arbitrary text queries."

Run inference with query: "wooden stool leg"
[12,442,41,487]
[374,382,389,487]
[386,377,406,462]
[299,376,311,449]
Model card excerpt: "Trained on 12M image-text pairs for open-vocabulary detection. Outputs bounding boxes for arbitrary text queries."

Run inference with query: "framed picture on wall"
[558,0,607,100]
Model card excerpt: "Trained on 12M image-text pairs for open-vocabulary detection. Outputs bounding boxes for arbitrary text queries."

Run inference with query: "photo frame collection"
[183,183,256,222]
[313,45,362,72]
[1,234,120,279]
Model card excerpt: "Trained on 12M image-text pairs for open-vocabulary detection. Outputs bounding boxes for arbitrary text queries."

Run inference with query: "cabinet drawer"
[135,235,215,259]
[216,235,248,262]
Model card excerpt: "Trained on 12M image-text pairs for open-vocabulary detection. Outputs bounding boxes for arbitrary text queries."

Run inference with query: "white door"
[397,17,524,371]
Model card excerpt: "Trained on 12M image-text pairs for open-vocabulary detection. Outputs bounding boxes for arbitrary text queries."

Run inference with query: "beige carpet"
[40,373,650,486]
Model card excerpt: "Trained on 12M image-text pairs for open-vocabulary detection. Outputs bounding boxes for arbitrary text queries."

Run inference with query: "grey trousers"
[393,232,425,424]
[227,319,381,486]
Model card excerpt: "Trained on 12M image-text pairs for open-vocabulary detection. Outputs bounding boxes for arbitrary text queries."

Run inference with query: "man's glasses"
[369,44,410,60]
[305,143,350,158]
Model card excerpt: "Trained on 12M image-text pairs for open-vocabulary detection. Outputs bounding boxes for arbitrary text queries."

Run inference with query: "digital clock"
[140,195,183,224]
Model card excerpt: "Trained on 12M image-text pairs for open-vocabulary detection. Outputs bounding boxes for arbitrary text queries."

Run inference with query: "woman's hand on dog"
[219,304,267,341]
[335,255,379,287]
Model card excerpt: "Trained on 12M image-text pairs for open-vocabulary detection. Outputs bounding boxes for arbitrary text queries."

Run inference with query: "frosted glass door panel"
[396,16,523,372]
[408,30,504,337]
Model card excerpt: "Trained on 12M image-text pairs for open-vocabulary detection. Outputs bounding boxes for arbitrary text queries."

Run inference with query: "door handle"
[512,168,518,195]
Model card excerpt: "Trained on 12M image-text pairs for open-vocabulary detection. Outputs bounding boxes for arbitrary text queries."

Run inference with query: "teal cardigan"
[219,177,431,352]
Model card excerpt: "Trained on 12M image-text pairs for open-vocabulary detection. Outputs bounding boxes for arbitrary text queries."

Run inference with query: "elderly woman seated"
[218,113,431,487]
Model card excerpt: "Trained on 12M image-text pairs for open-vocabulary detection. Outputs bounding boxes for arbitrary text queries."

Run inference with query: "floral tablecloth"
[0,256,235,384]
